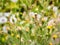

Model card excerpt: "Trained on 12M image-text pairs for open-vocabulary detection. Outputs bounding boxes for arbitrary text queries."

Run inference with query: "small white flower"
[3,26,8,33]
[29,12,35,18]
[0,16,7,24]
[11,0,18,2]
[4,12,10,17]
[10,14,17,24]
[53,6,58,15]
[48,19,55,26]
[53,6,58,12]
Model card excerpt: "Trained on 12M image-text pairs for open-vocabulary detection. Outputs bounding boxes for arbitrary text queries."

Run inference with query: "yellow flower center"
[47,25,53,29]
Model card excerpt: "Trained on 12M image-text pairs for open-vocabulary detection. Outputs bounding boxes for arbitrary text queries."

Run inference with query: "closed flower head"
[49,42,52,45]
[53,34,57,40]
